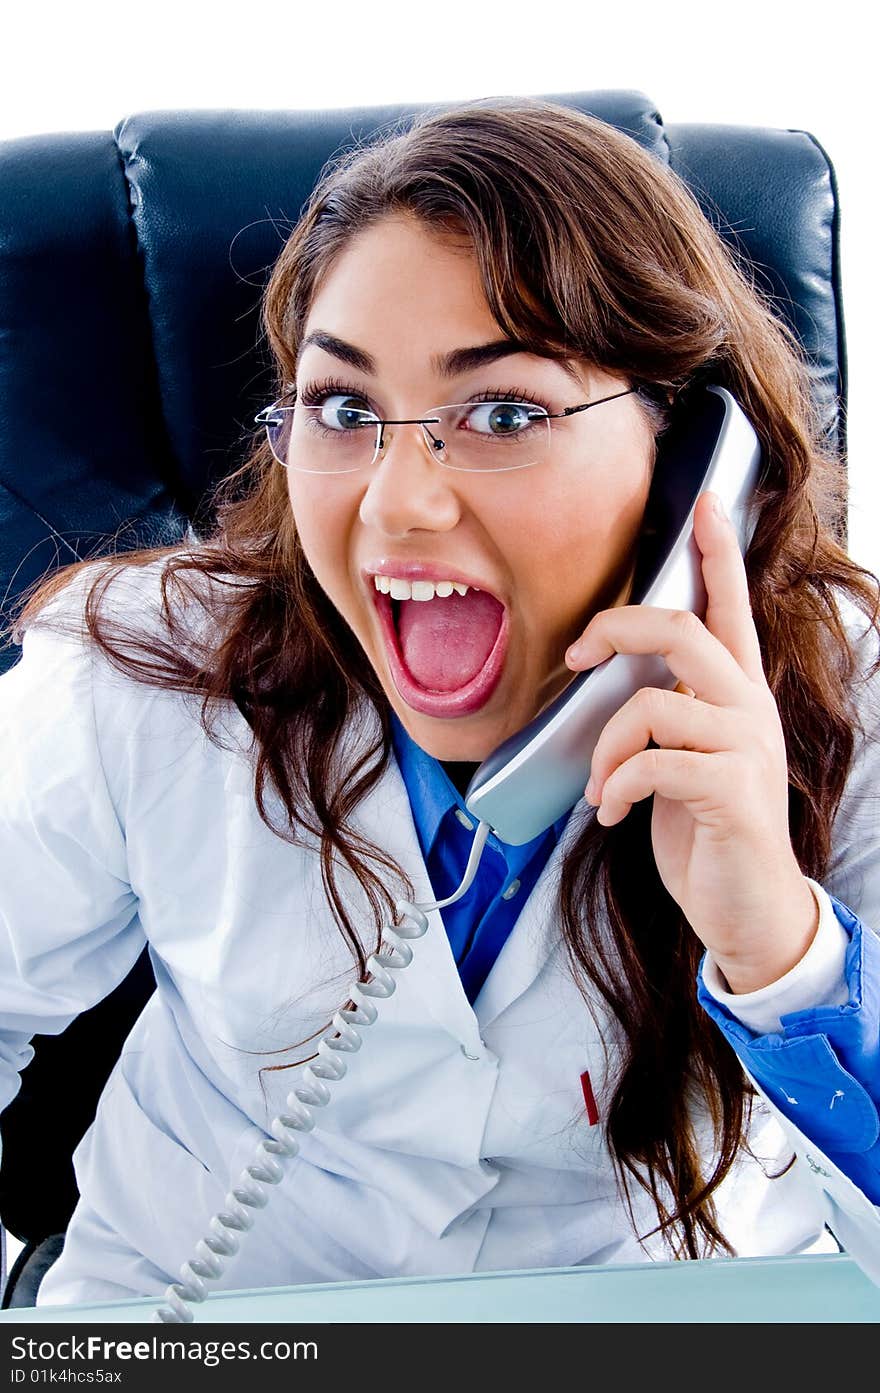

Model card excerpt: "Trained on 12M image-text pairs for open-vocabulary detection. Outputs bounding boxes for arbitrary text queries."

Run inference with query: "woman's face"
[287,212,657,762]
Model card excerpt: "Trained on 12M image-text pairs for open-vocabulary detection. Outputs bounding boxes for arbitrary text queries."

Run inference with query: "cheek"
[527,462,652,620]
[287,479,353,589]
[513,464,647,570]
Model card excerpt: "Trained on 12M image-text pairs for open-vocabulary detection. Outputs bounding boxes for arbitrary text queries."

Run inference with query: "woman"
[2,97,880,1310]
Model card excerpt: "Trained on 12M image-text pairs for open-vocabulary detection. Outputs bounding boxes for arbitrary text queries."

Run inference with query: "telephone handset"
[463,384,763,845]
[153,383,763,1322]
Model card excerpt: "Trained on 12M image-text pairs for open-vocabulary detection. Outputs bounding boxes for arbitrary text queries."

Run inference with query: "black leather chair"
[0,90,849,1306]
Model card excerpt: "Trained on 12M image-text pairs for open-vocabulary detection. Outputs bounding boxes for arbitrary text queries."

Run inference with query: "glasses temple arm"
[555,387,638,419]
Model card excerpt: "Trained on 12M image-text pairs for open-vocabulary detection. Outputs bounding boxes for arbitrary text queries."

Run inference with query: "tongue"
[396,591,504,691]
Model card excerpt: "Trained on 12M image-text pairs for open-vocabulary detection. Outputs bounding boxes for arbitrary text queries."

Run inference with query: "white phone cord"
[151,818,492,1322]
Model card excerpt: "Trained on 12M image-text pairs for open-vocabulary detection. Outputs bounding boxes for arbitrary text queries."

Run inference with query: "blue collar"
[389,708,572,875]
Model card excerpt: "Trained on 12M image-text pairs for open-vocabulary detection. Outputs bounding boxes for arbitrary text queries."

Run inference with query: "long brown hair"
[10,97,880,1258]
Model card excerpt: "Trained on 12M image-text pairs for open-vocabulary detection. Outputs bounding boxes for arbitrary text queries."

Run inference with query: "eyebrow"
[297,330,584,386]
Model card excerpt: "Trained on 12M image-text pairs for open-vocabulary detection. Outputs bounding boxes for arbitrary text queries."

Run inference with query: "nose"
[358,418,461,538]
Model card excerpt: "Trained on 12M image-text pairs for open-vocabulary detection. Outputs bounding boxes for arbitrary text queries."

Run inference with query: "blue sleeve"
[697,896,880,1203]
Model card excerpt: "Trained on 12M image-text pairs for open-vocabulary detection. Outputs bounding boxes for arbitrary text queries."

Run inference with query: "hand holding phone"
[568,489,819,994]
[463,384,818,989]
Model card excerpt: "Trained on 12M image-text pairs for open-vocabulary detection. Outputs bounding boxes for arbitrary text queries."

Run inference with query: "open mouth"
[371,588,509,718]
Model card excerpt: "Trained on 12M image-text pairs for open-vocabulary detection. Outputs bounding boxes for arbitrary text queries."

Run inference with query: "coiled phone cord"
[151,818,493,1322]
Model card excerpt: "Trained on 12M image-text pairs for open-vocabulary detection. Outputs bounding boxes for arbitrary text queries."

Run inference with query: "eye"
[464,399,549,436]
[311,393,378,432]
[298,379,379,433]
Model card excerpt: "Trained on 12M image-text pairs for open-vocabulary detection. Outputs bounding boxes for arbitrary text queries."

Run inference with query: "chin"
[405,706,525,764]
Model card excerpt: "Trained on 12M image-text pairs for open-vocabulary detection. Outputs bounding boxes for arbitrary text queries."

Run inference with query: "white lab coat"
[0,558,878,1308]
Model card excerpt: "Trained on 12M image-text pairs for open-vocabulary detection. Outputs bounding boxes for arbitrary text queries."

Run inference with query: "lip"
[368,585,510,718]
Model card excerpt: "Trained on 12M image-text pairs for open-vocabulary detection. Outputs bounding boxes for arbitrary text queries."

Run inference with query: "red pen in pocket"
[580,1069,599,1126]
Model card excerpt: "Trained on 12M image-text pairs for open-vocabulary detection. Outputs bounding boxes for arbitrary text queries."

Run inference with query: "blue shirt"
[699,899,880,1203]
[391,711,880,1205]
[389,710,571,1003]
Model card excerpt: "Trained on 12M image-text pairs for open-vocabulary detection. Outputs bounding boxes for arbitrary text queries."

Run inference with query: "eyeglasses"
[254,387,637,474]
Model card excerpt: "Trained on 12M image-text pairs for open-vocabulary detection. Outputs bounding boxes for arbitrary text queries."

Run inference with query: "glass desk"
[1,1252,879,1323]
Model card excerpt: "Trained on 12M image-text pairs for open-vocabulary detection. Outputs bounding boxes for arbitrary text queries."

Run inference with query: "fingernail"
[585,775,598,802]
[712,494,727,520]
[566,641,584,665]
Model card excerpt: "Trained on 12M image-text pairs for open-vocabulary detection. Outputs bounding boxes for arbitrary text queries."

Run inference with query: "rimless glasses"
[254,387,638,474]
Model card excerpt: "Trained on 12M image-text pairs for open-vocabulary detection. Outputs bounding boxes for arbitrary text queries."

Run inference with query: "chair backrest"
[0,90,848,1260]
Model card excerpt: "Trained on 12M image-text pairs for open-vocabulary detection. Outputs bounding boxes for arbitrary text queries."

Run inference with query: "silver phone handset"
[463,385,763,845]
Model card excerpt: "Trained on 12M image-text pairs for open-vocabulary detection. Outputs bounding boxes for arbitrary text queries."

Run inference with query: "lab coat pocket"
[480,962,617,1178]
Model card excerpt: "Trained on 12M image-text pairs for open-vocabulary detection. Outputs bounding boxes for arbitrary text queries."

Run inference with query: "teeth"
[373,576,475,600]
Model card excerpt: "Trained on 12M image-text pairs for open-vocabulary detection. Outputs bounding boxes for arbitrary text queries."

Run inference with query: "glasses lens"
[264,403,379,473]
[429,402,551,471]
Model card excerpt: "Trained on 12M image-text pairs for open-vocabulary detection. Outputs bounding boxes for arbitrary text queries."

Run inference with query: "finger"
[587,687,743,799]
[694,491,766,685]
[595,747,735,826]
[568,604,752,709]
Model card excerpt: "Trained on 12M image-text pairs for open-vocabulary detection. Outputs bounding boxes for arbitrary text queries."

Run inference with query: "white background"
[0,0,876,1285]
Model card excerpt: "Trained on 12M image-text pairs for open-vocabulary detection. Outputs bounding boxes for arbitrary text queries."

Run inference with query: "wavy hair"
[10,97,880,1258]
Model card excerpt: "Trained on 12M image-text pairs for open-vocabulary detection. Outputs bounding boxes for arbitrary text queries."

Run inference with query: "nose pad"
[420,418,449,463]
[375,418,449,467]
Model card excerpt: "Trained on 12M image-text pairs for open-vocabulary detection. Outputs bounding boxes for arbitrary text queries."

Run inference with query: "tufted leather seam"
[0,476,85,578]
[792,128,848,473]
[109,125,192,515]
